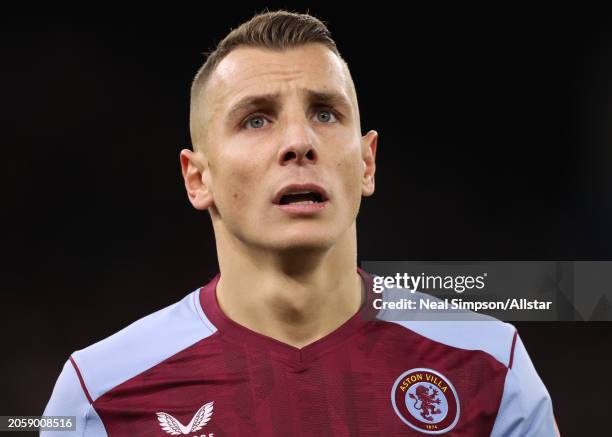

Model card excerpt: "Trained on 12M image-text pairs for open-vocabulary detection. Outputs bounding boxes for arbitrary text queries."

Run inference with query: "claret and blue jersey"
[43,269,557,436]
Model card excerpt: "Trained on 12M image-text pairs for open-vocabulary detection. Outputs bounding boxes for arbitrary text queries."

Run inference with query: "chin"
[279,235,337,252]
[264,229,340,253]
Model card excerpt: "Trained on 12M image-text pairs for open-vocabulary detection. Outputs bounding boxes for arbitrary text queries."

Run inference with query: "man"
[43,10,558,436]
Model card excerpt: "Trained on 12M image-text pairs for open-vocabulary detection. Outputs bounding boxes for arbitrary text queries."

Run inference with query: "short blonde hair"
[189,10,347,150]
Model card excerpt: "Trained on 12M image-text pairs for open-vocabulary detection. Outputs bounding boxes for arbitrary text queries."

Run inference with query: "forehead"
[205,44,353,113]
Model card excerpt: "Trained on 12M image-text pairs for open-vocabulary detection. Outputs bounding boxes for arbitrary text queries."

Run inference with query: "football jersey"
[42,268,556,436]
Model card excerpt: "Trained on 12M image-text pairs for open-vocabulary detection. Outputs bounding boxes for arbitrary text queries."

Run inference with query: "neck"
[212,223,363,349]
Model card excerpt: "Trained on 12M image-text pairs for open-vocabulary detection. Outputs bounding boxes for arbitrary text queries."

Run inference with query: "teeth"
[277,189,324,205]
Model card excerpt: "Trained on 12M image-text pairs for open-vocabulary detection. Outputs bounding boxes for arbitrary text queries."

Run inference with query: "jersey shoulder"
[71,287,217,402]
[375,288,518,368]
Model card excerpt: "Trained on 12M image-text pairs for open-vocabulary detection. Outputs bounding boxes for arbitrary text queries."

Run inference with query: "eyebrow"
[226,93,280,124]
[305,89,352,112]
[225,89,352,124]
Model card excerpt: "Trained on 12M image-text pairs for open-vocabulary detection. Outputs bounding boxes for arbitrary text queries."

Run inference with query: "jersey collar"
[199,267,379,365]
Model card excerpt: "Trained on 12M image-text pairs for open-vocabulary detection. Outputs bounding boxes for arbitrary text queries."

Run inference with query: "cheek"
[334,148,365,203]
[211,155,262,212]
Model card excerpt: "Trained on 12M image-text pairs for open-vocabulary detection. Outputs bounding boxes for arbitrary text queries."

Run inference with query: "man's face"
[185,43,377,252]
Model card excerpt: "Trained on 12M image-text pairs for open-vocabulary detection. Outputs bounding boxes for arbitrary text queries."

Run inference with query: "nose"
[277,120,318,166]
[279,144,317,165]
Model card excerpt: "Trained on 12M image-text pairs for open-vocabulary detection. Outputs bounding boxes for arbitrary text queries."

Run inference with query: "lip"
[273,183,329,215]
[273,183,329,205]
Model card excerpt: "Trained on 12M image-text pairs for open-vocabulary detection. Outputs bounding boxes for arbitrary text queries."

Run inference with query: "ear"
[361,130,378,197]
[179,148,214,210]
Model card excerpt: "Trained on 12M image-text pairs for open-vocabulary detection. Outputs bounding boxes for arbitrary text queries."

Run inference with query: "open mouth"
[278,191,324,205]
[273,184,329,209]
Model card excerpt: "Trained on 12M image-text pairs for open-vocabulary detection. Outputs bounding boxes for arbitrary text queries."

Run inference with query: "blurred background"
[2,4,611,435]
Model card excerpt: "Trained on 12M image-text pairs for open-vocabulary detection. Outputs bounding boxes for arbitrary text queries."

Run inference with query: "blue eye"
[245,116,267,129]
[316,110,336,123]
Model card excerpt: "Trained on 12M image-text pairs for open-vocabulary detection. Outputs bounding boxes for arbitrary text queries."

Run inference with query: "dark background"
[2,4,611,436]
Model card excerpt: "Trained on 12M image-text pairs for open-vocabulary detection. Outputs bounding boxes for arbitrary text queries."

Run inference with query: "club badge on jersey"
[391,368,460,434]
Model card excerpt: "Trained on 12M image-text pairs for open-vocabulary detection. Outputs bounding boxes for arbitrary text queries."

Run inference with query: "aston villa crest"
[391,368,460,434]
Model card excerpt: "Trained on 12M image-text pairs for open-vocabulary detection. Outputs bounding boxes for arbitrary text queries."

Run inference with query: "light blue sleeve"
[40,290,212,437]
[490,334,558,437]
[41,358,107,437]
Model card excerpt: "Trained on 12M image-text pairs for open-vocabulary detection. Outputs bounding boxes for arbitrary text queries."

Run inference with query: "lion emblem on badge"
[391,368,460,434]
[409,385,442,421]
